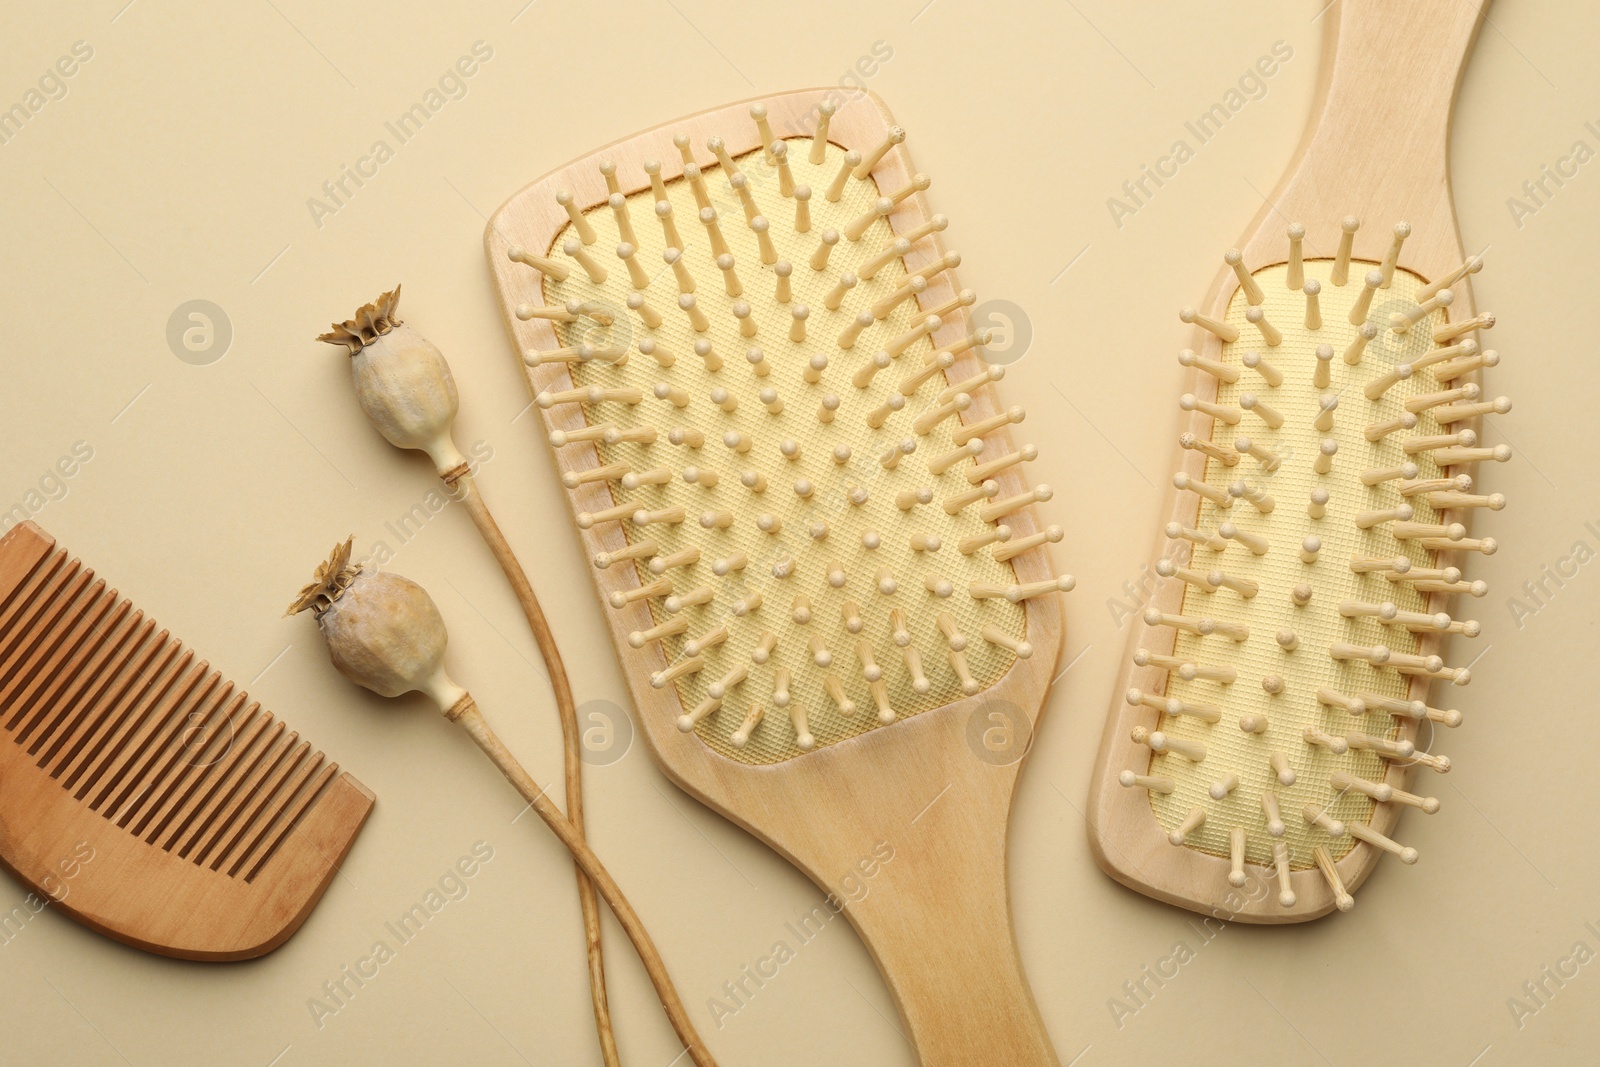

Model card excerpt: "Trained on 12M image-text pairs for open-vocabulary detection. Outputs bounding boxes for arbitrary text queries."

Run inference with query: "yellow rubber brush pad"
[542,138,1026,765]
[1150,262,1454,867]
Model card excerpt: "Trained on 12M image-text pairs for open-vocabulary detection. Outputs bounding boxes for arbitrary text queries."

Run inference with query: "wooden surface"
[1086,0,1489,921]
[485,89,1063,1064]
[0,522,374,961]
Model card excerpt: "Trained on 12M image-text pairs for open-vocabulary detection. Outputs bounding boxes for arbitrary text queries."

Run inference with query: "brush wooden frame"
[1086,0,1490,922]
[486,89,1064,1065]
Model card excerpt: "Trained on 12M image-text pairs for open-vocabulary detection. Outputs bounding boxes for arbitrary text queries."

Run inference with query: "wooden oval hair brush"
[1088,0,1506,921]
[485,89,1071,1064]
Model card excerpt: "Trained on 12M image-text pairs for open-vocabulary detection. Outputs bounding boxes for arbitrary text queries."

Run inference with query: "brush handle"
[762,730,1059,1067]
[1262,0,1487,264]
[841,827,1057,1065]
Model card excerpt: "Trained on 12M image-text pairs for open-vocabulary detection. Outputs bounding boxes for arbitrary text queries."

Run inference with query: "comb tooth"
[1269,753,1295,786]
[1156,559,1215,595]
[238,758,341,883]
[217,732,325,877]
[1216,522,1268,555]
[608,577,671,609]
[1126,688,1220,724]
[617,242,650,289]
[1228,480,1274,514]
[69,646,199,799]
[32,610,153,765]
[168,716,285,855]
[112,681,240,830]
[951,406,1025,448]
[189,731,303,866]
[1389,787,1443,813]
[515,304,579,325]
[820,675,854,716]
[139,699,265,844]
[837,310,873,349]
[150,703,268,844]
[10,584,125,745]
[809,228,840,271]
[860,238,908,280]
[94,666,224,818]
[210,740,320,874]
[1224,250,1264,305]
[52,628,179,785]
[0,564,98,728]
[1172,472,1231,509]
[606,192,637,246]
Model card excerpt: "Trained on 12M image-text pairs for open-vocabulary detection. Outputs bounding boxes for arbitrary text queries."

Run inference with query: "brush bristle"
[514,116,1069,763]
[1122,224,1505,909]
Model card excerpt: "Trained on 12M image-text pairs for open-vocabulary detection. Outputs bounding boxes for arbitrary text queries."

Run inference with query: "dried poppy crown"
[1121,221,1507,911]
[507,105,1071,764]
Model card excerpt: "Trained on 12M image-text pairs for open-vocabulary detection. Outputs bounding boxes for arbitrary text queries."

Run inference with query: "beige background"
[0,1,1592,1064]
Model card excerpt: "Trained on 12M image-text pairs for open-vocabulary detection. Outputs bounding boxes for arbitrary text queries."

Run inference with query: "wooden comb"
[486,90,1069,1063]
[0,520,373,960]
[1088,0,1503,920]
